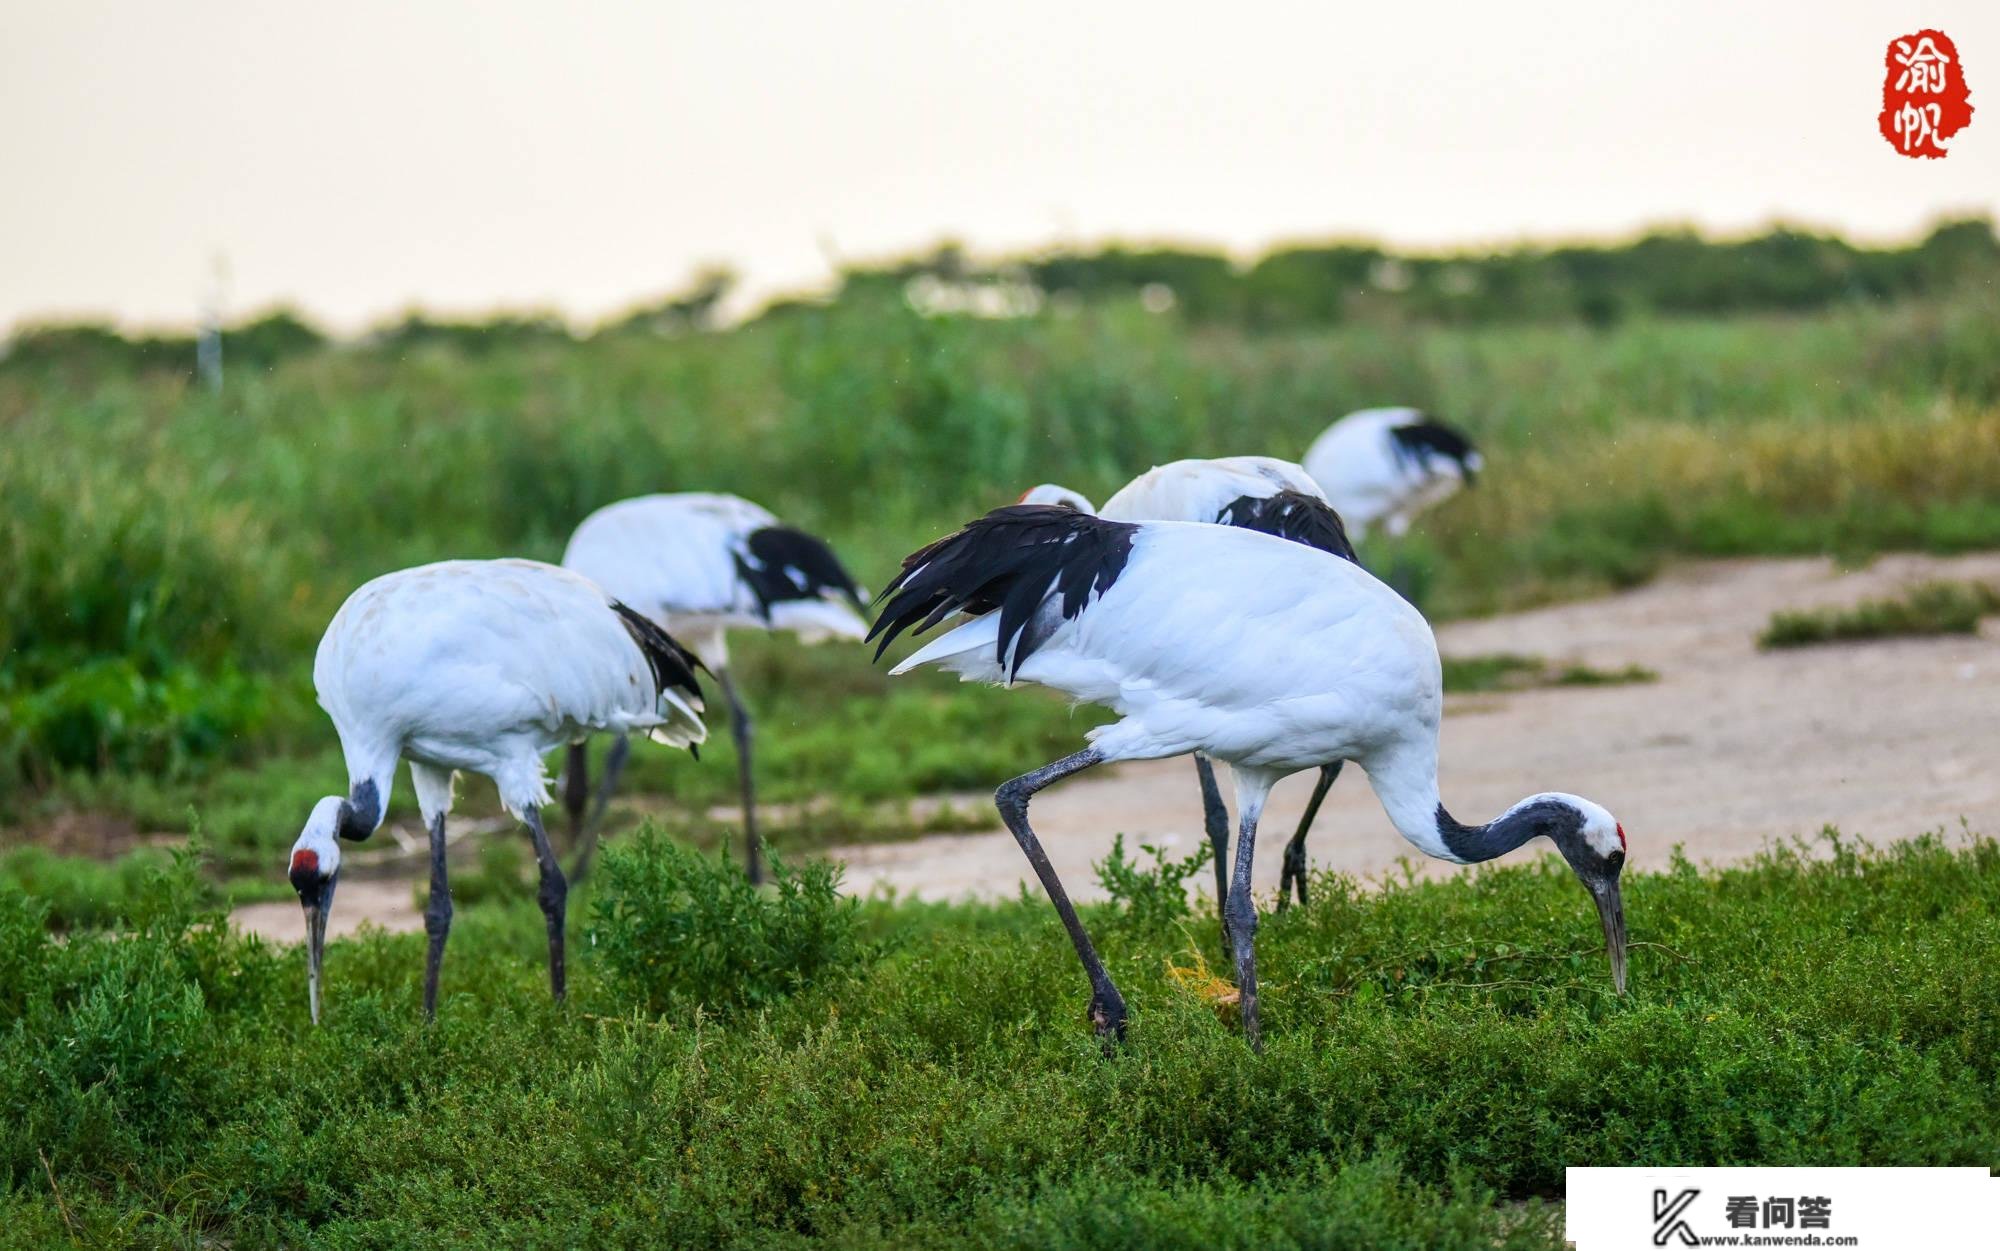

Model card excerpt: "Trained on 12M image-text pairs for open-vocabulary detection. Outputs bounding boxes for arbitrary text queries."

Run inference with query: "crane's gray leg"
[562,742,589,846]
[566,733,629,884]
[1225,779,1271,1050]
[995,748,1126,1041]
[1277,762,1342,912]
[1194,755,1231,931]
[422,810,451,1021]
[718,669,762,885]
[523,806,567,1002]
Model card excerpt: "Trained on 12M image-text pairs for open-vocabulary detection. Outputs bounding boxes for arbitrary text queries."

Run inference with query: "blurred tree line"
[6,219,1995,377]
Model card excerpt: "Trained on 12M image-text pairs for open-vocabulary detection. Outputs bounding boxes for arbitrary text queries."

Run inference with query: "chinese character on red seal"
[1879,30,1973,159]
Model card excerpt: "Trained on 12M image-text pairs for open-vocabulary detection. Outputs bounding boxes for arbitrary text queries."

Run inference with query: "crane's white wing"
[880,514,1434,772]
[1099,456,1325,524]
[1303,409,1479,536]
[562,493,777,623]
[316,559,706,812]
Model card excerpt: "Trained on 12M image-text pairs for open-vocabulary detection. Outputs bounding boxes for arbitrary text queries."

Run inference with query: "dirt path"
[232,553,2000,940]
[831,552,2000,902]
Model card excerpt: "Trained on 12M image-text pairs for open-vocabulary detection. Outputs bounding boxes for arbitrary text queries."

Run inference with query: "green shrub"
[1759,580,2000,648]
[0,846,205,930]
[587,824,861,1014]
[1094,833,1211,932]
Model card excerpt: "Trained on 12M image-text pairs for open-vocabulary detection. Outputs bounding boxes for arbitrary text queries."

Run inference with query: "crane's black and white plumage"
[870,507,1625,1046]
[1019,457,1361,913]
[1302,407,1482,541]
[560,493,866,883]
[287,559,706,1023]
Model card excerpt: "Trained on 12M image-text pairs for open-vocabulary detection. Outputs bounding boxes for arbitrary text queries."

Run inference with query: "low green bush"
[1094,833,1212,934]
[587,824,862,1015]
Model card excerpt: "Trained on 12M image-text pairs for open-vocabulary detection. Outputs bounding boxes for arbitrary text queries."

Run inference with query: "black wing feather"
[609,600,707,713]
[734,526,867,617]
[868,505,1137,679]
[1214,490,1359,563]
[1388,417,1480,484]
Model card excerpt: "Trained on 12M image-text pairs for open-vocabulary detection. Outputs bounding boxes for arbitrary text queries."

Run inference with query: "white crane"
[286,559,706,1023]
[560,493,867,883]
[1015,457,1361,913]
[1301,407,1482,542]
[870,506,1626,1047]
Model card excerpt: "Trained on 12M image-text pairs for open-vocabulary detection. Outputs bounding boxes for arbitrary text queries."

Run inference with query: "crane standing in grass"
[1018,457,1361,913]
[871,506,1626,1047]
[561,493,868,883]
[1301,407,1482,542]
[287,559,706,1023]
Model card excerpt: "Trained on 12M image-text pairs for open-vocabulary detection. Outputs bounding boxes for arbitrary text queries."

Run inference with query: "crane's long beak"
[1592,882,1627,996]
[300,873,337,1025]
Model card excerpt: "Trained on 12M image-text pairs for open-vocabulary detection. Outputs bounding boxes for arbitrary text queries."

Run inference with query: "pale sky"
[3,1,1996,332]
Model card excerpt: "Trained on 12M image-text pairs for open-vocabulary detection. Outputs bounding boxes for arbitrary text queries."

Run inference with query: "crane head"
[1017,484,1096,514]
[290,797,346,1025]
[1544,794,1628,996]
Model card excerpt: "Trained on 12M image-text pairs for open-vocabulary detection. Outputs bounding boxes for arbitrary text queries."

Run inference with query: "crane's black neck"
[337,779,381,842]
[1436,800,1580,864]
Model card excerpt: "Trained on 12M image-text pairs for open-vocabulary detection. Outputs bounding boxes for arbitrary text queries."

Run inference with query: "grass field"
[6,288,2000,873]
[3,828,1996,1247]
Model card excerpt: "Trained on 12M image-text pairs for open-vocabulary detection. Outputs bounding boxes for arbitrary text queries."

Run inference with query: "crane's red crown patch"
[1879,30,1974,159]
[291,849,320,875]
[1615,823,1626,851]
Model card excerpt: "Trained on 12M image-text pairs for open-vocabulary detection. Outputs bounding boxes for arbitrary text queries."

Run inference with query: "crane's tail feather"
[868,505,1137,680]
[768,597,869,644]
[1215,489,1359,563]
[1389,418,1481,485]
[736,526,869,617]
[609,600,709,748]
[888,613,1001,677]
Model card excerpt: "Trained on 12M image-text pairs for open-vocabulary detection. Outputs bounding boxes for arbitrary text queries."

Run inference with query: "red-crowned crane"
[1016,457,1362,913]
[287,559,706,1023]
[560,493,867,883]
[869,507,1626,1047]
[1301,407,1482,542]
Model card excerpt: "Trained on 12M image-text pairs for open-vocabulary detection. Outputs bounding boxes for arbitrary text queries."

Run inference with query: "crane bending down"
[287,559,706,1023]
[1301,407,1482,542]
[561,493,867,883]
[1021,457,1362,912]
[870,506,1626,1047]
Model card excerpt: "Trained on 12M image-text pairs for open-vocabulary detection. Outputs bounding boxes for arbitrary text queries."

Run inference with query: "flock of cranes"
[289,406,1626,1046]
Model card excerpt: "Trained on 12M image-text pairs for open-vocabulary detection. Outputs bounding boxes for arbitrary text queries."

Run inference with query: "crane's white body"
[893,522,1458,859]
[1097,455,1328,523]
[314,559,705,827]
[1302,407,1479,540]
[562,492,865,667]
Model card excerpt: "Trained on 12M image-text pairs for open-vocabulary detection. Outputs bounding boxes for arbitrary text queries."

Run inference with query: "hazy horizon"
[5,1,1996,333]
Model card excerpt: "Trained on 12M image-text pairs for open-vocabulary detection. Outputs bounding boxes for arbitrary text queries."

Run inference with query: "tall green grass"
[1,827,1995,1245]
